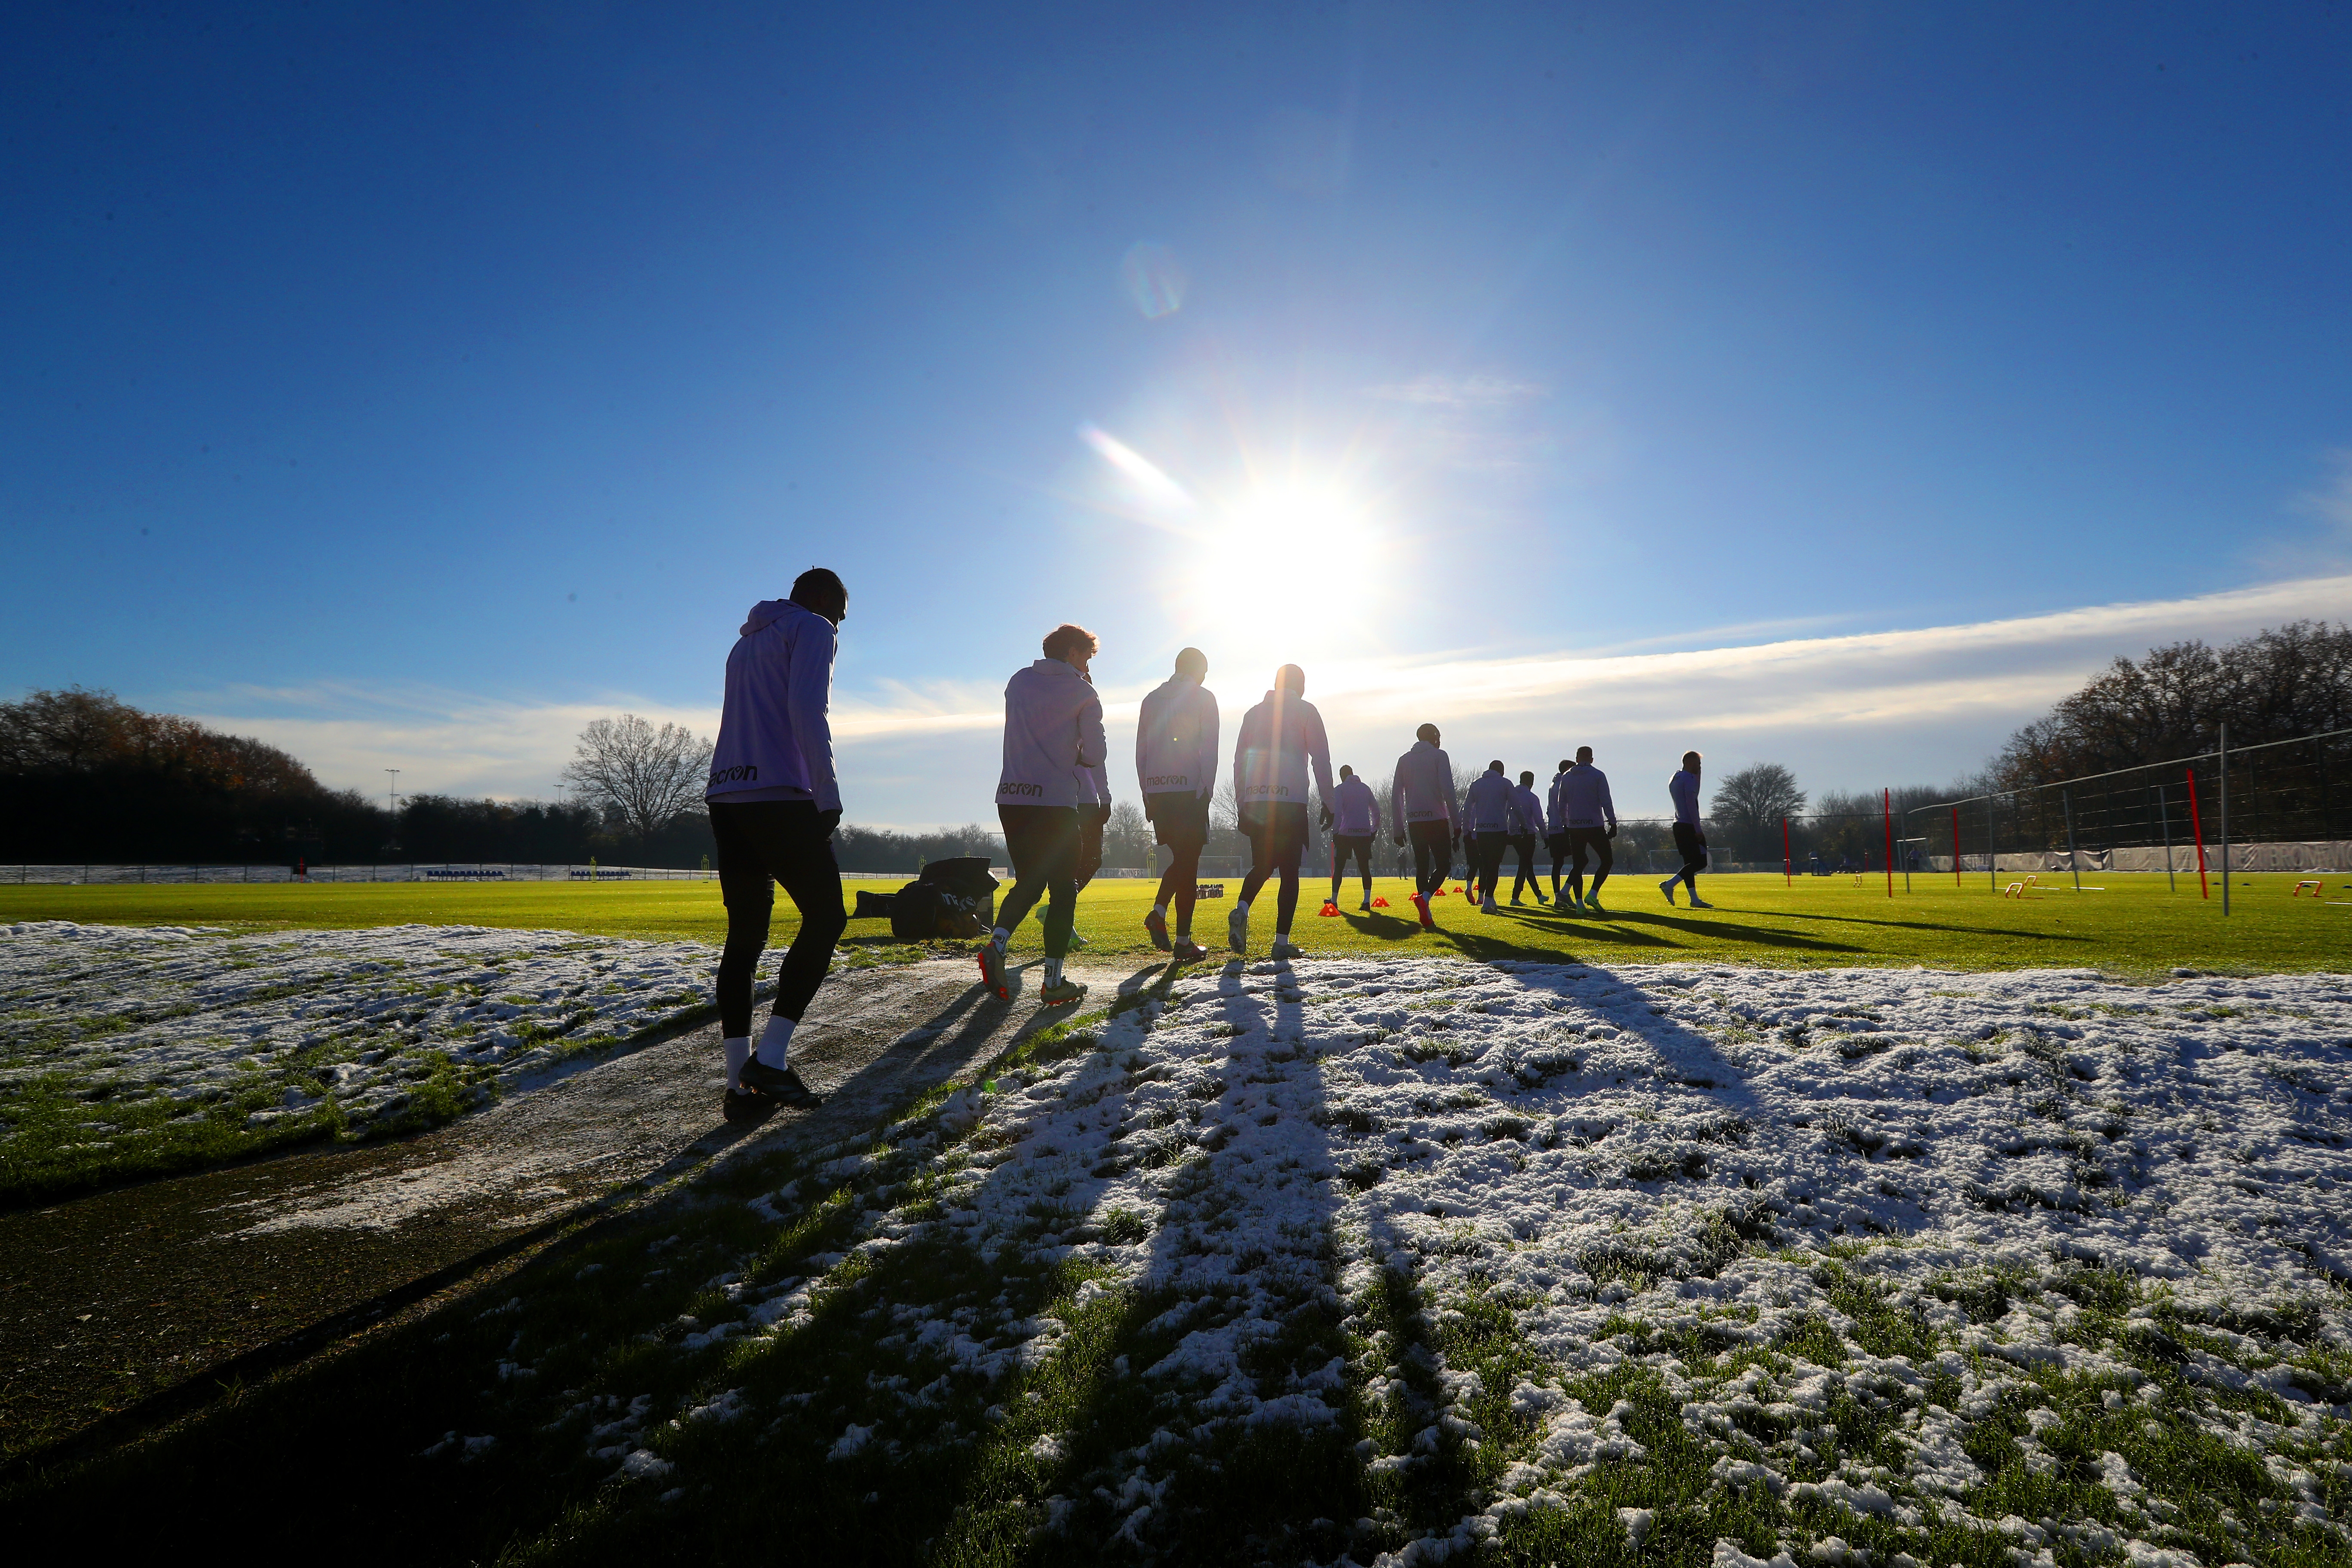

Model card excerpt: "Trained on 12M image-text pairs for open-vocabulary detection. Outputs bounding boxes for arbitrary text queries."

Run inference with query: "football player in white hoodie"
[1135,646,1218,963]
[1228,664,1335,958]
[706,567,847,1118]
[1508,769,1550,905]
[979,623,1108,1007]
[1325,763,1381,910]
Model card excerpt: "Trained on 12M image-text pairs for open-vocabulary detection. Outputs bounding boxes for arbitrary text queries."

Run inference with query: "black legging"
[1329,834,1374,899]
[1406,819,1454,896]
[1509,834,1544,899]
[1472,831,1507,901]
[1672,821,1706,894]
[996,804,1082,959]
[713,800,849,1038]
[1566,826,1614,898]
[1240,805,1307,932]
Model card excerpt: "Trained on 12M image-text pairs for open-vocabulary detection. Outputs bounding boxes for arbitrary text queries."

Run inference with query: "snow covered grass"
[292,955,2352,1565]
[0,920,735,1201]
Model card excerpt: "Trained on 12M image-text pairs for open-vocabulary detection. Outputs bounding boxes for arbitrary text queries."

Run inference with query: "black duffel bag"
[886,858,1001,940]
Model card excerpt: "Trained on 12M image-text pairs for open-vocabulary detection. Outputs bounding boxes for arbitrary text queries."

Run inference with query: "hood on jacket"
[741,598,794,637]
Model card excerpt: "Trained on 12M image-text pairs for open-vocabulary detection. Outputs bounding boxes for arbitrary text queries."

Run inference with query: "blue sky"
[6,3,2351,826]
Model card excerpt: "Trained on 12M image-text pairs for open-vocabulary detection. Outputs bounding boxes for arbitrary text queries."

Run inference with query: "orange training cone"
[1317,900,1339,917]
[1371,896,1390,908]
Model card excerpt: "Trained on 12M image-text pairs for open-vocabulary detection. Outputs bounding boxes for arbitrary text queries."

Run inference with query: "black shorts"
[1145,790,1210,848]
[1546,832,1570,857]
[997,803,1082,883]
[1241,802,1310,872]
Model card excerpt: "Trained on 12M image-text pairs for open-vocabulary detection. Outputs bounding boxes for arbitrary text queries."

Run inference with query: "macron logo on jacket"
[706,598,839,810]
[997,658,1109,809]
[1136,677,1219,798]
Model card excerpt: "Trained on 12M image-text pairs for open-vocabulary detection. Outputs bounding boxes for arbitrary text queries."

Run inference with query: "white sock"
[755,1014,795,1069]
[991,926,1010,946]
[1274,928,1290,941]
[723,1035,751,1091]
[1235,900,1250,915]
[1150,903,1166,920]
[1044,956,1063,984]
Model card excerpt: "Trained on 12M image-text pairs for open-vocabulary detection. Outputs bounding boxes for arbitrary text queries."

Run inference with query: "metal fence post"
[2219,722,2230,916]
[2155,784,2174,893]
[1987,797,1997,888]
[2061,789,2082,891]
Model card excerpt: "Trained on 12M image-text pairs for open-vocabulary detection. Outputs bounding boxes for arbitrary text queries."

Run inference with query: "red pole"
[1882,788,1893,896]
[1782,816,1792,886]
[2185,767,2210,900]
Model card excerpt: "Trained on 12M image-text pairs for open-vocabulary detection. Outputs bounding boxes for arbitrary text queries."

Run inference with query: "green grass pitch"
[3,869,2346,975]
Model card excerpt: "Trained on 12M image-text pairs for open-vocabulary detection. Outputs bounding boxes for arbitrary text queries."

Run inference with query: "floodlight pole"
[386,768,401,814]
[1951,805,1962,888]
[1782,816,1791,886]
[1987,796,1998,890]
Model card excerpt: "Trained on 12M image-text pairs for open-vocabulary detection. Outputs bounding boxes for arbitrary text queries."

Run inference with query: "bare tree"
[1105,799,1152,868]
[1709,763,1806,861]
[559,714,714,846]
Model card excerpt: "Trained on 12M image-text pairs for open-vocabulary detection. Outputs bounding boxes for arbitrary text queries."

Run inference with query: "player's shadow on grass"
[1428,906,1866,962]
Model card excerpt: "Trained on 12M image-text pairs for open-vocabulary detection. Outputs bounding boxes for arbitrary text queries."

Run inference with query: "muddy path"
[0,955,1160,1467]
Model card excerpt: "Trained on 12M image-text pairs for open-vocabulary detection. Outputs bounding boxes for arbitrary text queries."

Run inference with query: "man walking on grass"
[1544,756,1574,901]
[1136,646,1218,964]
[1556,744,1618,914]
[1326,763,1380,911]
[1660,750,1715,908]
[978,623,1106,1008]
[1508,769,1549,905]
[1228,664,1335,959]
[1462,760,1516,915]
[1391,723,1461,931]
[707,567,848,1121]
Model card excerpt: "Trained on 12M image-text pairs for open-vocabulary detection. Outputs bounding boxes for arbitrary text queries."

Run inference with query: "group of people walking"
[694,575,1718,1121]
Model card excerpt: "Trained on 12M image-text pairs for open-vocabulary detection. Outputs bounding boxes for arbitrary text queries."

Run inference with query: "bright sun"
[1172,480,1385,670]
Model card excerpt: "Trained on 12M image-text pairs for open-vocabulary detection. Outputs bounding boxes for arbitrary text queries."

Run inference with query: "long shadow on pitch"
[1500,906,1865,956]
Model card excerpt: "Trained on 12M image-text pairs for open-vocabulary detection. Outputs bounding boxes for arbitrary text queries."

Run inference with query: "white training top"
[1553,764,1617,830]
[1232,689,1335,812]
[1463,769,1517,833]
[1544,768,1573,834]
[1136,676,1219,798]
[706,598,840,810]
[1669,768,1702,826]
[1392,740,1460,826]
[996,658,1109,809]
[1509,783,1547,838]
[1329,774,1381,836]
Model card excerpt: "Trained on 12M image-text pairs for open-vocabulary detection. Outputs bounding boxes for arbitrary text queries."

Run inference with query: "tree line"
[11,621,2346,868]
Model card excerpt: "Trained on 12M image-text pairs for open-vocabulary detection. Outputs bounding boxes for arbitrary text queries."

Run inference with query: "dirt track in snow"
[0,955,1156,1466]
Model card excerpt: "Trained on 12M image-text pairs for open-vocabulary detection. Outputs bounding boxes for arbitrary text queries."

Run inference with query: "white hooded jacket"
[996,658,1109,809]
[1329,774,1380,836]
[1136,676,1219,798]
[1232,689,1335,814]
[1463,769,1516,833]
[1392,740,1460,826]
[706,598,839,810]
[1509,783,1547,838]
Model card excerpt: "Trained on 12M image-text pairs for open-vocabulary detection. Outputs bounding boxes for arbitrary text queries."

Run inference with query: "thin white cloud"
[1363,373,1547,408]
[161,574,2352,824]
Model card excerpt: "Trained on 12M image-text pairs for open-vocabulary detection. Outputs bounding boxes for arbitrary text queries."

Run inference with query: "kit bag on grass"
[887,857,999,940]
[852,889,897,919]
